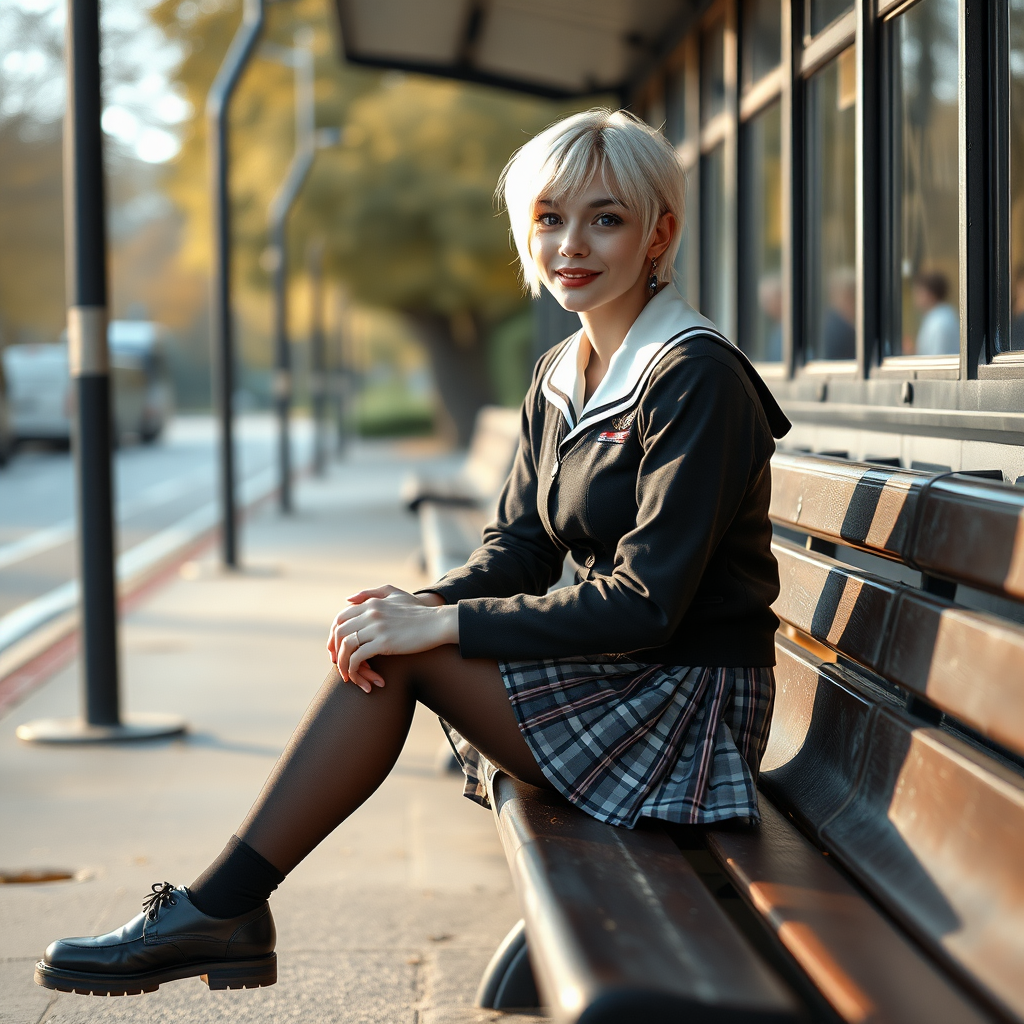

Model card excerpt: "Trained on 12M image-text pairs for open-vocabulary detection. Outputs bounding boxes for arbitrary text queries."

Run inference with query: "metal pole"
[269,34,315,513]
[308,239,326,475]
[17,0,184,743]
[207,0,264,564]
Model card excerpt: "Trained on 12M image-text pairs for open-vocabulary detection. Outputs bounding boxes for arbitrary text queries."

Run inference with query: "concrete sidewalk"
[0,440,544,1024]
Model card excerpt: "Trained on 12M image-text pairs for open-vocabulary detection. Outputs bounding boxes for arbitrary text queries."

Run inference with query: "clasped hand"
[326,585,457,693]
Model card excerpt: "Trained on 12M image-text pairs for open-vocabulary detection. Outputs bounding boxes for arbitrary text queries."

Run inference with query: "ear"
[646,211,676,262]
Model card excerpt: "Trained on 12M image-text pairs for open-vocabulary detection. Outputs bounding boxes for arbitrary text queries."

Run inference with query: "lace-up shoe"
[34,882,276,995]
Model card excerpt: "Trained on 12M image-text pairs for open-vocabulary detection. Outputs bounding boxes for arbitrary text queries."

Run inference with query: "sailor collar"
[540,284,791,446]
[541,285,718,447]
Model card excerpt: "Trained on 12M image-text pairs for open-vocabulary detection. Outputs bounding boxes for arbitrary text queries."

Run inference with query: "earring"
[648,258,659,297]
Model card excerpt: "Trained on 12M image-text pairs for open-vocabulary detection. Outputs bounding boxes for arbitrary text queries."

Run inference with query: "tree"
[151,0,570,442]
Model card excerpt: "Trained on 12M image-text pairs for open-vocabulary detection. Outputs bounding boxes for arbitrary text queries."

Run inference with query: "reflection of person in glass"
[912,270,959,356]
[1011,267,1024,350]
[821,267,856,360]
[758,273,783,362]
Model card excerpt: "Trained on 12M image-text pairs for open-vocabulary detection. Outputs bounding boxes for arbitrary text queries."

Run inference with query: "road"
[0,414,312,625]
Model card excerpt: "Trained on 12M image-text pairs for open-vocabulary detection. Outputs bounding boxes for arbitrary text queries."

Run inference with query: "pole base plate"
[15,713,187,745]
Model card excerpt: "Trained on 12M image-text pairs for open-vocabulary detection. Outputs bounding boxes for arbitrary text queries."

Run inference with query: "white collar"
[541,285,724,446]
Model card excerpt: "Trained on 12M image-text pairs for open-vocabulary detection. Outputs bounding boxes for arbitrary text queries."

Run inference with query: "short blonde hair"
[497,108,686,298]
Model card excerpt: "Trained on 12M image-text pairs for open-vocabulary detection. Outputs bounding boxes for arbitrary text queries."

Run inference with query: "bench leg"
[475,919,539,1010]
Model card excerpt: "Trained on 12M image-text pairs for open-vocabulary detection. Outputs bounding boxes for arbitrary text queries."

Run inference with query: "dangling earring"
[648,257,659,297]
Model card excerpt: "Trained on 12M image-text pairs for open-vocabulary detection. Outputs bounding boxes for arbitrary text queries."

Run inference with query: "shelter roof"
[332,0,701,98]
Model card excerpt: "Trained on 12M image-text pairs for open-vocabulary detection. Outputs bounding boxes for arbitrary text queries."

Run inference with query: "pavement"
[0,439,545,1024]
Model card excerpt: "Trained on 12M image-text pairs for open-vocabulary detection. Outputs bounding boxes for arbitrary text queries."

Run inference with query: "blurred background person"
[757,273,783,363]
[911,270,959,356]
[821,267,856,360]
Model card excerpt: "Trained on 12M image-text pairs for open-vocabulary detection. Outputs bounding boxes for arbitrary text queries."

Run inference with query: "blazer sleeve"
[422,372,567,604]
[452,351,765,658]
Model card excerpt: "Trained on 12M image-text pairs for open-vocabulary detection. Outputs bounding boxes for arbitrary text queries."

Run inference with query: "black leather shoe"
[35,882,276,995]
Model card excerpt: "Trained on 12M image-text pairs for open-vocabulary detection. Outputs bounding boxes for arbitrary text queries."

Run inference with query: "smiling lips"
[556,268,601,288]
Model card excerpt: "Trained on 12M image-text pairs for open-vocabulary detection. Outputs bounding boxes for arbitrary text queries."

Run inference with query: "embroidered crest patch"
[597,429,631,444]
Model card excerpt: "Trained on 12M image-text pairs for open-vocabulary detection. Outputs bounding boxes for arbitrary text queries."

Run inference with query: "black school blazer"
[427,285,792,667]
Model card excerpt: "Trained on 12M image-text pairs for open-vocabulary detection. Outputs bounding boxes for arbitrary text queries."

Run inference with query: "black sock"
[187,835,285,919]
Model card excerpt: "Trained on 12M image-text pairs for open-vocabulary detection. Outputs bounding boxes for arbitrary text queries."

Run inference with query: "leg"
[236,646,545,874]
[36,647,539,996]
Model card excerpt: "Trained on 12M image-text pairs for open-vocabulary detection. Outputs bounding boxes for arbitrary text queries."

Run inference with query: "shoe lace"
[142,881,177,920]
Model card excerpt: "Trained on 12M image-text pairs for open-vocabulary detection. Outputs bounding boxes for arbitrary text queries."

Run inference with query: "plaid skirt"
[442,657,774,829]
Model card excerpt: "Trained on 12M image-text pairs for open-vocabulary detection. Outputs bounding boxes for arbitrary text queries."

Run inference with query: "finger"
[346,584,400,603]
[351,664,383,691]
[336,624,369,682]
[348,636,384,679]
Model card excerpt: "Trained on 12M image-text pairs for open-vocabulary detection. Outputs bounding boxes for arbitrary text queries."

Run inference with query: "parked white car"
[2,321,174,447]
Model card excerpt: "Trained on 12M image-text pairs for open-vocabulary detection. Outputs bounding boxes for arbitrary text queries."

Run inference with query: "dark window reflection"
[743,0,782,87]
[1009,0,1024,350]
[702,17,726,124]
[886,0,959,357]
[701,143,732,337]
[805,48,857,361]
[809,0,852,36]
[739,102,783,361]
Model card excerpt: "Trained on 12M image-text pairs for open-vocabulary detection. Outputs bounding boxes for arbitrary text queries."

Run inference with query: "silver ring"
[354,629,361,647]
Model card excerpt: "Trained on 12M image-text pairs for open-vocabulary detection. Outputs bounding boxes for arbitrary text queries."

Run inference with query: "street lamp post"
[17,0,184,743]
[308,239,327,476]
[267,33,315,514]
[207,0,264,565]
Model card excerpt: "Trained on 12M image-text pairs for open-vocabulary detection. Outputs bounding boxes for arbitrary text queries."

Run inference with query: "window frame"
[698,0,739,341]
[737,0,790,375]
[795,1,861,376]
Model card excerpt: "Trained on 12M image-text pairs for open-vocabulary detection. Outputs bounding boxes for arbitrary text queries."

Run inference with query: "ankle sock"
[187,835,285,919]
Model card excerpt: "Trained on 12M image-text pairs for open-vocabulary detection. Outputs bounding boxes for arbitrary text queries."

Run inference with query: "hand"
[327,585,457,692]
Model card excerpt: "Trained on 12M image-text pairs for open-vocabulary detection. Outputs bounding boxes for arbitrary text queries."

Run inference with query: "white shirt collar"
[541,285,724,444]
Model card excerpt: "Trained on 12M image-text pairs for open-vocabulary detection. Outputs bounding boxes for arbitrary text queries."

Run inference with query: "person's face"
[912,283,937,313]
[529,172,673,315]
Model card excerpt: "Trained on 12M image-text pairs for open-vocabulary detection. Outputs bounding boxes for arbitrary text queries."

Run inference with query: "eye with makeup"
[536,212,561,227]
[595,212,623,227]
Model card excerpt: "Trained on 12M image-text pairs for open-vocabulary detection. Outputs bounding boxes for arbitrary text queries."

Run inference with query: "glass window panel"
[739,101,783,361]
[701,143,733,337]
[702,17,726,124]
[809,0,852,37]
[804,47,857,361]
[675,173,697,304]
[743,0,782,88]
[666,62,688,144]
[1009,0,1024,350]
[887,0,959,357]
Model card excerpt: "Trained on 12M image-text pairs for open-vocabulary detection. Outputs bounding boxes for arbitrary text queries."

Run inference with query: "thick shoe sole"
[34,953,277,995]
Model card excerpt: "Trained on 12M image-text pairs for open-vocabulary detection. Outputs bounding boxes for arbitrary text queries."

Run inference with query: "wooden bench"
[402,405,520,579]
[472,451,1024,1024]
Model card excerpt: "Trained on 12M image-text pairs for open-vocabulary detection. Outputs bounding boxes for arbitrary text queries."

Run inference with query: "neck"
[578,272,654,380]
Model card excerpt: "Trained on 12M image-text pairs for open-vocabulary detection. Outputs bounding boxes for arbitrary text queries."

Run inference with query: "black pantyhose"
[188,646,547,917]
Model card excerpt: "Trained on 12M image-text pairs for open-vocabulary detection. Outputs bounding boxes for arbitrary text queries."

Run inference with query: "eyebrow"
[536,197,627,209]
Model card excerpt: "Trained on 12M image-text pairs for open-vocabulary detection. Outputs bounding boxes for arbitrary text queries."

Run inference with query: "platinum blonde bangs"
[497,109,687,298]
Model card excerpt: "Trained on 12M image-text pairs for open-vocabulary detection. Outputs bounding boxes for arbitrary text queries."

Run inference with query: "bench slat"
[760,637,874,840]
[708,801,990,1024]
[770,452,1024,602]
[910,474,1024,600]
[770,453,924,559]
[488,773,798,1024]
[772,540,1024,758]
[772,539,897,669]
[821,709,1024,1023]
